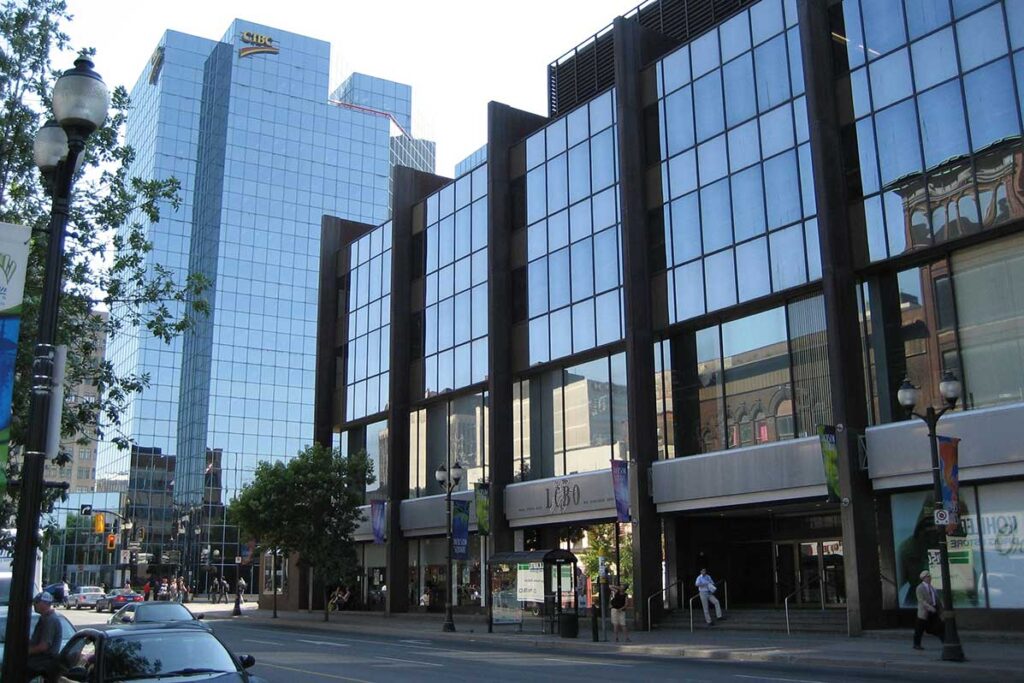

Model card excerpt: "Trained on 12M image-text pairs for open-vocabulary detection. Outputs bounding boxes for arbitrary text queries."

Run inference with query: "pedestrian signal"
[93,513,105,533]
[106,533,116,551]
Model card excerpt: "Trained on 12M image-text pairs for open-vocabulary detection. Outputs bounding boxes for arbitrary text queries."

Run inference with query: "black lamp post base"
[941,618,966,662]
[442,620,456,632]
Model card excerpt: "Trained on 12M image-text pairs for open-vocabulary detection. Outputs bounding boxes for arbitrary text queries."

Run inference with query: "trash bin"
[559,612,579,638]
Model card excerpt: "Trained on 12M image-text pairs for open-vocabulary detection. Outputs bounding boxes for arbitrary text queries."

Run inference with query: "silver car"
[68,585,105,610]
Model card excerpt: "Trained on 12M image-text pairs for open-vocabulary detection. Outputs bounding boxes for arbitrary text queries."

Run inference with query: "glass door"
[821,540,846,605]
[799,542,822,605]
[774,542,796,603]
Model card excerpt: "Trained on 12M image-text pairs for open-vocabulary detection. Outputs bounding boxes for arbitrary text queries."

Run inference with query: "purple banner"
[611,459,630,522]
[370,499,386,545]
[452,500,470,560]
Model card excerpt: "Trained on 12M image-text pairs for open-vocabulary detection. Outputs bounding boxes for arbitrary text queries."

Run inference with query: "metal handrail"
[646,579,684,632]
[783,574,823,635]
[688,579,727,632]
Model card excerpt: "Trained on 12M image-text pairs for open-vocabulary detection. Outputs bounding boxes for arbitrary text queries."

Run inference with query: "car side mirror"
[64,666,90,682]
[195,613,204,619]
[240,654,256,669]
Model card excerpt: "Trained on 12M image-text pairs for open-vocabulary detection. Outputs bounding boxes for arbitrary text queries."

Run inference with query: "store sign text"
[239,32,280,58]
[546,479,581,512]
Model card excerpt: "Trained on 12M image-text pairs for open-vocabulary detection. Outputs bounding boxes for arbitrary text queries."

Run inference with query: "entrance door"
[799,542,822,605]
[774,542,796,603]
[774,540,846,607]
[821,540,846,605]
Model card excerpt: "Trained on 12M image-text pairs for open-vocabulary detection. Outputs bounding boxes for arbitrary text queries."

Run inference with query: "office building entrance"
[773,539,845,607]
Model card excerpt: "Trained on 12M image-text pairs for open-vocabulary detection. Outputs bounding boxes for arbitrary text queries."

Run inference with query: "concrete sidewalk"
[210,606,1024,679]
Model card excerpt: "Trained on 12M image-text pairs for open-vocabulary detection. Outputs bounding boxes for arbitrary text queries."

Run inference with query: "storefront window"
[977,481,1024,608]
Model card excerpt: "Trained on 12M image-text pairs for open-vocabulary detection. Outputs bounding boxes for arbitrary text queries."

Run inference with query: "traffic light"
[93,513,105,534]
[106,533,116,552]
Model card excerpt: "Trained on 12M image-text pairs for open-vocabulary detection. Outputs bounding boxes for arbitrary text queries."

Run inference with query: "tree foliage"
[0,0,209,543]
[227,445,373,620]
[577,523,633,587]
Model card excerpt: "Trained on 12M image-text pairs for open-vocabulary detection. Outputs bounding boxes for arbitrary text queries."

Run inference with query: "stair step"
[656,608,848,633]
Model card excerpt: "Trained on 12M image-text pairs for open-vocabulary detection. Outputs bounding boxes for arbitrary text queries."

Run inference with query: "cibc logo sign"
[546,479,581,512]
[239,31,279,58]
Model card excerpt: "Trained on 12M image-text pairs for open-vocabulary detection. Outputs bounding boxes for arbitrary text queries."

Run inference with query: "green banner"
[0,223,31,496]
[817,425,841,503]
[475,483,490,536]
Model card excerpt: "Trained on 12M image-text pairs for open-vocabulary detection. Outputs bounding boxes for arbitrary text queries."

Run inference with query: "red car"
[95,590,144,612]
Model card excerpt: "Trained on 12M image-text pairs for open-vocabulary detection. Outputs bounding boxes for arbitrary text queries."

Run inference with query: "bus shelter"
[487,549,579,636]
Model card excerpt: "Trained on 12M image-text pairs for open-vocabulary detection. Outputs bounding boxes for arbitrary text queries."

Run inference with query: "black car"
[58,623,262,682]
[109,601,210,630]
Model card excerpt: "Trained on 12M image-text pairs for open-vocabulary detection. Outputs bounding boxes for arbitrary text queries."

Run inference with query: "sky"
[62,0,632,177]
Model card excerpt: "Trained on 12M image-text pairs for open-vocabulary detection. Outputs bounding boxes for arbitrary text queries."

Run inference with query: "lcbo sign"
[546,479,581,512]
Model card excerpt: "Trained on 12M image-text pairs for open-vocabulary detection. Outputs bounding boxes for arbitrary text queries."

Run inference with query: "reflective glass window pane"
[550,307,572,360]
[527,166,546,224]
[665,86,695,156]
[700,179,733,252]
[668,149,698,198]
[770,223,807,290]
[861,0,907,57]
[957,4,1008,72]
[549,209,569,252]
[548,248,571,310]
[594,227,619,292]
[764,150,802,229]
[662,45,691,94]
[728,119,761,172]
[528,258,548,317]
[851,67,873,120]
[964,58,1020,152]
[723,54,757,127]
[856,117,881,195]
[437,349,454,392]
[720,13,752,62]
[438,264,454,300]
[593,187,618,231]
[736,237,771,301]
[471,198,487,250]
[752,0,785,45]
[591,128,616,191]
[571,300,596,353]
[455,208,471,260]
[732,164,766,241]
[799,143,816,218]
[528,220,546,261]
[571,238,594,302]
[546,117,567,157]
[804,218,822,280]
[674,260,705,321]
[905,0,952,40]
[590,90,614,133]
[875,99,923,186]
[570,198,593,243]
[670,192,702,264]
[568,105,589,147]
[694,71,725,142]
[912,28,959,91]
[870,48,914,110]
[755,35,791,113]
[722,306,790,445]
[529,315,549,364]
[1008,0,1024,50]
[794,96,808,144]
[918,79,970,168]
[691,29,720,78]
[862,195,888,261]
[698,134,728,185]
[526,131,545,169]
[704,249,737,311]
[454,291,471,345]
[842,0,867,69]
[568,142,591,204]
[438,298,454,350]
[788,27,805,96]
[471,284,487,339]
[595,290,621,345]
[471,338,487,384]
[547,153,568,213]
[454,343,472,389]
[760,103,794,159]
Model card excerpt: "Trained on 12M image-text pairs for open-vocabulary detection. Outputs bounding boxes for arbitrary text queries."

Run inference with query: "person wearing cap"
[27,591,63,679]
[608,583,631,642]
[913,570,945,650]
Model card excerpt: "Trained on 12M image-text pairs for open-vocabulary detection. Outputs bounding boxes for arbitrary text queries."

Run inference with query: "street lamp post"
[435,461,463,633]
[2,56,108,683]
[897,371,966,662]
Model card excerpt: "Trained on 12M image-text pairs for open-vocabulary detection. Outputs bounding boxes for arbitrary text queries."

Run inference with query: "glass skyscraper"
[62,20,434,587]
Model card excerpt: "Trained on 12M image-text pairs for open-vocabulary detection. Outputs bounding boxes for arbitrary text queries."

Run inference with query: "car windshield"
[104,631,236,681]
[80,586,102,593]
[134,603,194,621]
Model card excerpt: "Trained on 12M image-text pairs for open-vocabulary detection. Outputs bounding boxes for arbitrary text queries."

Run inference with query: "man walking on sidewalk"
[696,568,723,626]
[913,570,944,650]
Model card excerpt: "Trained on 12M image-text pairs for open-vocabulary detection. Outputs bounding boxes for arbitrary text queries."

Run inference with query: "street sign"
[934,508,950,525]
[234,556,242,564]
[119,550,131,565]
[80,504,93,516]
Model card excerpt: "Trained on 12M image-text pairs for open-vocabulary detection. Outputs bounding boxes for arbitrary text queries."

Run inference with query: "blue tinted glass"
[788,28,805,96]
[731,165,766,241]
[471,338,487,384]
[595,290,621,345]
[760,103,794,159]
[720,13,752,62]
[593,187,618,231]
[870,49,914,109]
[856,117,881,195]
[593,228,619,292]
[875,99,923,186]
[704,250,737,311]
[568,105,590,147]
[769,224,807,290]
[529,315,549,364]
[863,195,888,261]
[851,67,872,120]
[755,35,791,112]
[665,86,695,155]
[691,30,720,78]
[964,58,1020,151]
[526,131,545,169]
[662,45,691,93]
[591,128,616,191]
[736,237,771,301]
[550,307,572,360]
[472,249,487,286]
[668,150,698,198]
[694,71,725,141]
[723,54,757,127]
[953,0,995,18]
[729,119,761,172]
[842,0,867,68]
[547,153,568,213]
[572,300,596,353]
[549,210,569,251]
[568,142,591,204]
[911,28,959,91]
[751,0,785,45]
[700,179,733,252]
[454,343,471,389]
[548,248,570,309]
[471,285,487,339]
[528,258,548,317]
[455,208,471,259]
[957,5,1008,72]
[570,199,592,242]
[794,96,808,143]
[764,151,802,228]
[1009,0,1024,50]
[528,221,547,261]
[670,193,702,264]
[799,143,816,217]
[804,219,822,280]
[471,199,487,250]
[438,263,454,300]
[674,261,705,321]
[527,166,546,224]
[571,238,594,302]
[454,291,471,345]
[438,298,454,350]
[698,135,728,185]
[455,256,471,293]
[905,0,952,39]
[884,190,909,255]
[546,117,567,157]
[918,80,970,168]
[861,0,907,57]
[590,91,614,133]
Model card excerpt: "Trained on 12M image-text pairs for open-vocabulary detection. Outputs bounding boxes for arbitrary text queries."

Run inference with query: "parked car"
[0,605,75,666]
[95,590,143,613]
[58,623,263,682]
[109,601,210,630]
[68,585,106,610]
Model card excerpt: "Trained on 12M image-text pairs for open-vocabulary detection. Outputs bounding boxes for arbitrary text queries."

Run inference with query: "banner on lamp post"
[474,483,490,536]
[452,499,470,560]
[370,499,386,545]
[937,435,961,534]
[610,459,630,522]
[0,223,31,496]
[817,425,841,504]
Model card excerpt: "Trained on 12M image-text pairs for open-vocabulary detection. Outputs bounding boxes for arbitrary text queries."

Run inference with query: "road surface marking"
[375,656,443,667]
[257,662,375,682]
[297,638,352,647]
[242,638,281,646]
[543,657,632,668]
[399,639,431,644]
[735,675,826,683]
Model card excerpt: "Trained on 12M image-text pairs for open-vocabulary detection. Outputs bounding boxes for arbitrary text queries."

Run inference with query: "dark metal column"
[798,0,882,633]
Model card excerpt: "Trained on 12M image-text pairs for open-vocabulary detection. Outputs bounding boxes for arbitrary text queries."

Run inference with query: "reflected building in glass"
[55,21,434,590]
[315,0,1024,630]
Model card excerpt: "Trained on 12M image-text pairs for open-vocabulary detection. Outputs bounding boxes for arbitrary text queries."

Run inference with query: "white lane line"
[734,675,827,683]
[375,656,443,667]
[257,661,376,682]
[542,657,632,668]
[242,638,281,646]
[399,639,430,644]
[297,638,352,647]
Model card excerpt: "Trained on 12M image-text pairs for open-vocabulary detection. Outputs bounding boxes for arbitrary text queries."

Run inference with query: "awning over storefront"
[488,549,577,565]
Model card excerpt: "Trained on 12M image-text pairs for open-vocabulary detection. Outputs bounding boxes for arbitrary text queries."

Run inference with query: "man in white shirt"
[695,568,723,626]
